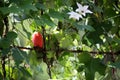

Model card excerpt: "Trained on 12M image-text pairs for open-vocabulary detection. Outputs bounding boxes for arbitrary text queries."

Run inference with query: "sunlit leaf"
[59,36,73,48]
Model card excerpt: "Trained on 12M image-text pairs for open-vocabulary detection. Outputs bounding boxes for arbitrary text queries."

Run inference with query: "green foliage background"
[0,0,120,80]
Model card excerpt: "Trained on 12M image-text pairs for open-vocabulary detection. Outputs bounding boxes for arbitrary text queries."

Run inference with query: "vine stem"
[6,46,118,55]
[41,26,52,79]
[1,46,119,55]
[39,0,52,78]
[0,46,120,55]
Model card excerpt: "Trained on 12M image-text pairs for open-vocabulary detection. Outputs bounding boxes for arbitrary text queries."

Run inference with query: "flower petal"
[85,10,93,13]
[83,5,89,10]
[75,8,82,13]
[68,11,82,20]
[76,2,82,8]
[76,2,93,16]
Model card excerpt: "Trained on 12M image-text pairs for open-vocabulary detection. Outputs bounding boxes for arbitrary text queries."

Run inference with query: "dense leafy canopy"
[0,0,120,80]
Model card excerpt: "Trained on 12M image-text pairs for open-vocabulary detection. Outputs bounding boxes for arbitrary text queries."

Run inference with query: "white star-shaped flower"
[76,2,92,16]
[68,11,82,20]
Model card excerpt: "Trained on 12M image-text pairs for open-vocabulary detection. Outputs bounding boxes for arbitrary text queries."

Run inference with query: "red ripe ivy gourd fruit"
[32,32,43,48]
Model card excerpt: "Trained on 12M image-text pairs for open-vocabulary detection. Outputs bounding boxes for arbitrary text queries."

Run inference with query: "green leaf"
[90,58,106,75]
[33,62,50,80]
[10,0,32,5]
[74,23,95,31]
[0,72,3,80]
[84,21,112,44]
[108,55,120,69]
[34,18,44,26]
[84,32,103,45]
[85,68,95,80]
[59,35,73,48]
[77,64,85,72]
[0,0,37,14]
[113,37,120,44]
[104,7,116,18]
[1,48,10,55]
[78,52,92,64]
[35,14,56,27]
[18,66,32,77]
[6,31,17,41]
[0,38,11,49]
[83,25,95,31]
[94,6,103,13]
[109,62,120,69]
[35,3,46,10]
[84,58,106,80]
[0,31,17,49]
[11,48,25,65]
[48,9,64,21]
[78,53,106,80]
[41,14,56,27]
[0,6,21,14]
[20,4,38,12]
